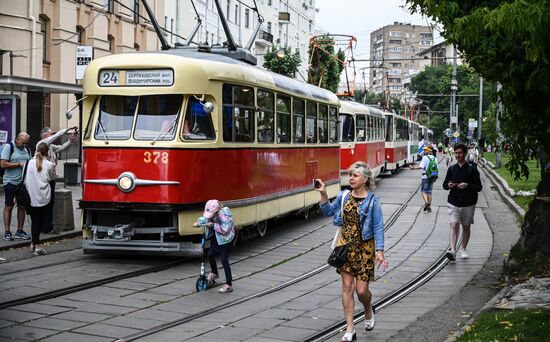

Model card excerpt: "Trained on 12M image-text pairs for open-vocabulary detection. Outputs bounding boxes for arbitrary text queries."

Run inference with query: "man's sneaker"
[14,230,30,240]
[33,247,47,256]
[423,202,430,211]
[3,231,14,241]
[459,249,469,259]
[445,250,456,262]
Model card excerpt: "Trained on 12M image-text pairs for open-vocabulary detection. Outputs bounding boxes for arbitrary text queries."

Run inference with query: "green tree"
[263,45,301,78]
[406,0,550,258]
[308,35,345,93]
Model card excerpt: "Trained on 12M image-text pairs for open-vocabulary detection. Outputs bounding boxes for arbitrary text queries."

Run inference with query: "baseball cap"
[203,199,221,219]
[423,145,432,152]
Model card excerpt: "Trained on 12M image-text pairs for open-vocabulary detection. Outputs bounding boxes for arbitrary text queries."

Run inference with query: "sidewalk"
[0,183,82,252]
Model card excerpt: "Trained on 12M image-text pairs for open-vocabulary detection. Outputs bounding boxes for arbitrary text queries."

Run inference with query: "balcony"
[256,29,273,47]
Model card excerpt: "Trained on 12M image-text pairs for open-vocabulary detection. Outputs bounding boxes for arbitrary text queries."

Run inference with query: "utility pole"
[450,45,458,134]
[496,82,502,168]
[478,77,483,141]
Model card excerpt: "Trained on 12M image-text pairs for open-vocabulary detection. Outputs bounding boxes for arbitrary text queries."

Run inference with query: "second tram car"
[80,50,341,255]
[383,111,410,172]
[408,119,420,164]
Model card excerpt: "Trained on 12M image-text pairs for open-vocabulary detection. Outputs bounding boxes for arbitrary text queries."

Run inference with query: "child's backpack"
[426,155,439,180]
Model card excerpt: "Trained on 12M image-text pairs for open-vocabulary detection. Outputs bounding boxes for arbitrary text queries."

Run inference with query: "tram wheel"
[257,220,268,237]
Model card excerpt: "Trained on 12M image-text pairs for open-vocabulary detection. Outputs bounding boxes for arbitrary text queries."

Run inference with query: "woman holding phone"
[315,161,388,341]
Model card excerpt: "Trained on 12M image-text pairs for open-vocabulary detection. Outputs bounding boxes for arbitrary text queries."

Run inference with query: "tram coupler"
[107,223,136,240]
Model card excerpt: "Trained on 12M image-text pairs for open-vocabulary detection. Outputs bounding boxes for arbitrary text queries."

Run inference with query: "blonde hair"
[348,161,376,191]
[35,142,49,172]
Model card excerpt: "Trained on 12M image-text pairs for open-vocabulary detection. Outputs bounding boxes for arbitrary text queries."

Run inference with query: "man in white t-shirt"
[410,145,438,212]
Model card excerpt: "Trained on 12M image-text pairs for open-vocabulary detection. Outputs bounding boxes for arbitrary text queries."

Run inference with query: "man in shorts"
[410,145,438,213]
[442,143,482,261]
[1,132,32,241]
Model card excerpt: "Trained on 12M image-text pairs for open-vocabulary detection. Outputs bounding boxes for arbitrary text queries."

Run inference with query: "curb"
[0,230,82,252]
[479,159,526,217]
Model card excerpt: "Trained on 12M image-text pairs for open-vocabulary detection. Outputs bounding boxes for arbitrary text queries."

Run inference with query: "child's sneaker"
[3,231,14,241]
[33,247,47,256]
[206,272,219,283]
[14,230,30,240]
[218,284,233,293]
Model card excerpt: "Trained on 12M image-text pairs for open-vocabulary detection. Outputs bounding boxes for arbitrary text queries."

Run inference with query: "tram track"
[115,176,425,341]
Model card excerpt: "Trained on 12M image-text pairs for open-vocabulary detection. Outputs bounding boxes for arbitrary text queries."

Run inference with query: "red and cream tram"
[339,100,385,185]
[80,49,340,255]
[383,111,410,172]
[408,119,420,164]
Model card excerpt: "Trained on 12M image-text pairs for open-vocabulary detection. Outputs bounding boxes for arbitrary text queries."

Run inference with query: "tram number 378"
[143,151,169,164]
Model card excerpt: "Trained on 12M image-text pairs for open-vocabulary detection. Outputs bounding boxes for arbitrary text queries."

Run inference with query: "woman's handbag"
[327,242,349,268]
[15,161,31,208]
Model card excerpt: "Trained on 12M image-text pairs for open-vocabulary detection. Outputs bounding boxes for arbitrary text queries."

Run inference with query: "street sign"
[468,118,478,128]
[453,137,459,143]
[453,131,460,138]
[450,116,458,124]
[75,46,93,80]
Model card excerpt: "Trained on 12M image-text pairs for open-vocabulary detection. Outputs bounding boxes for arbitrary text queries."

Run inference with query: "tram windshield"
[95,94,182,141]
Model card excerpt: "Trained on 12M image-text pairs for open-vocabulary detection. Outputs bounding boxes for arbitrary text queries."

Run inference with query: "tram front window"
[96,95,137,140]
[135,94,182,141]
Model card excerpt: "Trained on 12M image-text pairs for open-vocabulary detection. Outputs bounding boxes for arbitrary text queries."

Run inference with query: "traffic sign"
[453,137,459,143]
[453,131,460,138]
[76,45,93,80]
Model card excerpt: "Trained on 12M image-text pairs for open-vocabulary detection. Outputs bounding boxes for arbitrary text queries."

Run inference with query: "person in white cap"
[194,199,236,293]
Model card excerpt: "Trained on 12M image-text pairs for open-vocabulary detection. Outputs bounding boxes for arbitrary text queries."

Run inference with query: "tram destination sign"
[99,69,174,87]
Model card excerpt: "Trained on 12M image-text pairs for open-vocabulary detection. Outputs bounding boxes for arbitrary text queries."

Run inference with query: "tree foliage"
[308,35,345,93]
[405,0,550,181]
[263,45,302,78]
[408,65,496,142]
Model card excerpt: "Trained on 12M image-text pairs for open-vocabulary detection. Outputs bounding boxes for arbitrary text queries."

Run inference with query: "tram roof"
[83,49,339,105]
[339,100,384,118]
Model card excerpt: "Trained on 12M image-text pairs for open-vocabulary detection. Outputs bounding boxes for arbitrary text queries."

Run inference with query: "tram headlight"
[117,172,136,192]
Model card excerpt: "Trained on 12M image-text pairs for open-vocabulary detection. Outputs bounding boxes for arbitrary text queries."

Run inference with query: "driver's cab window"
[182,97,215,140]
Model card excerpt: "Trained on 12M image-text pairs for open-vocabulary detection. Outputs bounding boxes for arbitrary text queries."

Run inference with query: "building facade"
[0,0,163,167]
[369,22,433,97]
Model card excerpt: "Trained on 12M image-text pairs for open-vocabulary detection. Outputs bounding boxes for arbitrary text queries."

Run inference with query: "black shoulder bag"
[15,160,31,208]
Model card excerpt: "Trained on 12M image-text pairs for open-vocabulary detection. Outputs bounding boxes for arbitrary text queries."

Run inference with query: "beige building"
[369,22,433,97]
[0,0,163,165]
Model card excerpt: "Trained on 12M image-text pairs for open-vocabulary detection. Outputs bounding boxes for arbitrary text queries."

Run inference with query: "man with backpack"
[410,145,439,213]
[1,132,32,241]
[442,143,483,261]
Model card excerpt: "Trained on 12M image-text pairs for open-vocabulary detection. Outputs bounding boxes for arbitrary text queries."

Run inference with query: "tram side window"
[293,98,305,143]
[96,95,137,140]
[318,105,328,143]
[356,114,366,142]
[339,114,355,142]
[182,97,215,140]
[276,94,291,143]
[222,84,254,142]
[328,106,338,143]
[134,94,182,141]
[257,89,274,143]
[385,116,393,141]
[306,102,317,143]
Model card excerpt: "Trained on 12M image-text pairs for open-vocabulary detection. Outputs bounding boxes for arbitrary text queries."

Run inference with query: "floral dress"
[338,195,375,281]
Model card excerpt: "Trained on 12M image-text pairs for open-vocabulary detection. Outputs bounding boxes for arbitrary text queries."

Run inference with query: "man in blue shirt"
[1,132,32,241]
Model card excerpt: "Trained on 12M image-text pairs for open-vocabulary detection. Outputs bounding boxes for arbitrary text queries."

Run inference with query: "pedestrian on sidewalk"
[315,161,388,342]
[442,143,483,261]
[193,199,235,293]
[445,144,454,167]
[1,132,32,241]
[466,142,480,167]
[410,145,439,212]
[24,142,55,255]
[37,126,78,233]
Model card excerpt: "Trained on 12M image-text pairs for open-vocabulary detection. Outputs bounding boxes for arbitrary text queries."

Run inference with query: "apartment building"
[369,22,433,96]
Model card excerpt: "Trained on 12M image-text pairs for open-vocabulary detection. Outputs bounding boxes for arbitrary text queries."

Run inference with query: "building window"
[267,21,272,34]
[268,0,272,5]
[309,20,312,32]
[134,43,140,51]
[39,16,49,62]
[245,9,250,28]
[108,34,114,52]
[76,25,85,44]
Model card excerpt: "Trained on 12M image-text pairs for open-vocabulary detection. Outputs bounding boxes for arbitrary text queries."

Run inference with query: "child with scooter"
[193,199,236,293]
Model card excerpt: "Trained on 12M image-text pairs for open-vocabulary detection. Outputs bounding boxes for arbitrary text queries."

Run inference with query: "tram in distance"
[80,49,342,255]
[383,111,411,173]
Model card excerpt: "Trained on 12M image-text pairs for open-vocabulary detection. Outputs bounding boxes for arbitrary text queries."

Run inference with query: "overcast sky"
[315,0,437,59]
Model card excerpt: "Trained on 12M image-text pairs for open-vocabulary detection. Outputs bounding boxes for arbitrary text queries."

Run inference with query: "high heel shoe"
[365,309,375,331]
[341,329,356,341]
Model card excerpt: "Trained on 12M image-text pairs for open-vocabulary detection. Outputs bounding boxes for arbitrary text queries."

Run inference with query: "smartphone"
[313,179,322,189]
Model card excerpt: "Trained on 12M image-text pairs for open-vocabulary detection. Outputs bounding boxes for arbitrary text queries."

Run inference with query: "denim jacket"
[320,190,385,251]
